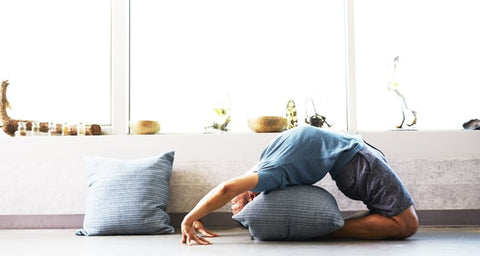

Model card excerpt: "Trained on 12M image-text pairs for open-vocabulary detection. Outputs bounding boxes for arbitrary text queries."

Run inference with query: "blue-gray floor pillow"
[232,185,344,241]
[75,151,175,236]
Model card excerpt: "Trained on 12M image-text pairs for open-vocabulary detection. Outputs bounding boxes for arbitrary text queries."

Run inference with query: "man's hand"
[181,220,219,246]
[180,172,259,245]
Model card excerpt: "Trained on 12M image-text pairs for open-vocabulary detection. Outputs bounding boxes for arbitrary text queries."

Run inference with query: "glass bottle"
[48,122,57,136]
[18,122,27,136]
[62,123,70,136]
[32,121,40,136]
[77,123,86,136]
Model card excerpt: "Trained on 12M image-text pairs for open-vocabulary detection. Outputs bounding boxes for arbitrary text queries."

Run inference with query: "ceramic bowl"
[130,120,161,135]
[248,116,287,133]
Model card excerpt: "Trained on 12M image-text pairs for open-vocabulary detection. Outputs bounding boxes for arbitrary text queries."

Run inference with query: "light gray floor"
[1,227,479,256]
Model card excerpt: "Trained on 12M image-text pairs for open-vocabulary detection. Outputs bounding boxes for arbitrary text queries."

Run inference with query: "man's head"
[230,191,259,215]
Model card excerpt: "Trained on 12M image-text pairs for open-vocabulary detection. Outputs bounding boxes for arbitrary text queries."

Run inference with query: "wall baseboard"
[1,210,479,230]
[0,214,84,229]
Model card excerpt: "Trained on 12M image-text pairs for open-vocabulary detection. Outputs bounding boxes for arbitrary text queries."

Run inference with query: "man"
[181,126,419,245]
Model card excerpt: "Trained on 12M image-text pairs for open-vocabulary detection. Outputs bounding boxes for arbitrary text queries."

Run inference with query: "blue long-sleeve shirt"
[252,126,364,192]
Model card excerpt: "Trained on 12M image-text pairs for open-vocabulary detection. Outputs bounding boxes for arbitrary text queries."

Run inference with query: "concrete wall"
[0,130,479,228]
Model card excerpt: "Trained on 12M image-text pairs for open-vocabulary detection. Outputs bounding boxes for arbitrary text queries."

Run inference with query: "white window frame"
[114,0,475,129]
[110,0,130,135]
[115,0,355,135]
[0,0,480,159]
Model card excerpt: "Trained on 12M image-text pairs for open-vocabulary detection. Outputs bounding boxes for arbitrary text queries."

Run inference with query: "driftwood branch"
[1,80,101,136]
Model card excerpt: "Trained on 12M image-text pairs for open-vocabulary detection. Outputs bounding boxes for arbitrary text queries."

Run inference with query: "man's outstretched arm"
[181,172,259,246]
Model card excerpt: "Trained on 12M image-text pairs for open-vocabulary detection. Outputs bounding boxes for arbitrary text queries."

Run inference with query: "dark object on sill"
[463,119,480,130]
[306,114,331,128]
[305,98,331,128]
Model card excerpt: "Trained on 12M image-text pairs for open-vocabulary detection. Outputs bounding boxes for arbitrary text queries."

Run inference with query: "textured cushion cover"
[232,185,344,241]
[75,151,175,236]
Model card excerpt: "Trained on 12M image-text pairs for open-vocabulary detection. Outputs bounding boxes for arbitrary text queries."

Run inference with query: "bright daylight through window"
[0,0,111,133]
[355,0,480,131]
[130,0,347,133]
[2,1,478,135]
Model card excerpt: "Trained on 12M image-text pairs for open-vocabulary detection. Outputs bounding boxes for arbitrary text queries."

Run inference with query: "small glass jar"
[18,122,27,136]
[48,122,57,136]
[77,122,86,136]
[32,121,40,136]
[62,123,70,136]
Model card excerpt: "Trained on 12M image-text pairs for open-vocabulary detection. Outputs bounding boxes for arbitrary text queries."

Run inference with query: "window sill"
[1,128,478,160]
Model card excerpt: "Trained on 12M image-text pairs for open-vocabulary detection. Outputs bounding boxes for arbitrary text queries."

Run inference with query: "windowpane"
[0,0,111,126]
[131,0,347,133]
[355,0,480,130]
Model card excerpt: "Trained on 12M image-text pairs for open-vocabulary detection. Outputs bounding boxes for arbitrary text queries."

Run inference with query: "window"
[0,0,111,126]
[355,0,480,130]
[3,1,477,136]
[130,0,347,133]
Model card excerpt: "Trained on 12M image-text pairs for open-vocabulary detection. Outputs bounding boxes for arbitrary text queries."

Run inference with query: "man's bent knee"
[393,206,419,239]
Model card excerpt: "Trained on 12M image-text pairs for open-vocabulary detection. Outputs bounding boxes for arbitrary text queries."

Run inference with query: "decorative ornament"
[1,80,101,136]
[388,56,417,129]
[305,98,331,128]
[285,100,298,129]
[205,107,231,132]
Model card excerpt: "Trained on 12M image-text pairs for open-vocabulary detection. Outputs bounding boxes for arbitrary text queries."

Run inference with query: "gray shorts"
[334,144,414,217]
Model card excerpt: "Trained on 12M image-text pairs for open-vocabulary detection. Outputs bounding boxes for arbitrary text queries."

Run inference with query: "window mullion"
[111,0,130,135]
[345,0,358,133]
